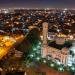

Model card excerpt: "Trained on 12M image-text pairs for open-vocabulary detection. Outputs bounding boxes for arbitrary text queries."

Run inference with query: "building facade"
[41,22,75,66]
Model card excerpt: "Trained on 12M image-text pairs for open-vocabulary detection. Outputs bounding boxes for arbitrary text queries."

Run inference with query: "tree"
[15,28,41,61]
[26,28,41,44]
[64,41,72,48]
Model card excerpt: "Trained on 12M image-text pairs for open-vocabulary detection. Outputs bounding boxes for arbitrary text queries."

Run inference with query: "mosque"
[41,22,75,66]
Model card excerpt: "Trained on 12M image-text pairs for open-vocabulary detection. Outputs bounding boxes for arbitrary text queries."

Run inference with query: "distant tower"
[41,22,48,57]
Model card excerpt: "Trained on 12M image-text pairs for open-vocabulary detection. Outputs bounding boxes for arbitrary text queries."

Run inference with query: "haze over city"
[0,0,75,9]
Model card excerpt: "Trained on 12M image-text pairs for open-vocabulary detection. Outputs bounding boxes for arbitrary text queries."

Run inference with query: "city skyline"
[0,0,75,9]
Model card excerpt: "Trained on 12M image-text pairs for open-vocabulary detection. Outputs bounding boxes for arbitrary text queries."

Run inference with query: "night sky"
[0,0,75,8]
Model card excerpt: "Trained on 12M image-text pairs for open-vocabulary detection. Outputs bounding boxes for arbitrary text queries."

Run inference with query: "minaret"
[43,22,48,45]
[41,22,48,58]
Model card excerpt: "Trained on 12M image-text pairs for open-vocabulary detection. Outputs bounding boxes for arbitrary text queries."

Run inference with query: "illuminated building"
[41,22,75,66]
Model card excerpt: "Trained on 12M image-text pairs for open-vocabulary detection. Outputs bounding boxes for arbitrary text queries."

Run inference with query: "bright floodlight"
[43,59,46,63]
[71,66,75,71]
[36,57,40,61]
[33,48,37,51]
[30,54,34,58]
[50,63,54,67]
[58,67,64,71]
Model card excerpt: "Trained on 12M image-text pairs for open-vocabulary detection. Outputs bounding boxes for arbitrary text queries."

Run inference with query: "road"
[0,35,25,60]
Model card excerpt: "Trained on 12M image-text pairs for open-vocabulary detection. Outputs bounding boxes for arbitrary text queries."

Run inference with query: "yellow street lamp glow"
[5,41,14,46]
[0,35,24,60]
